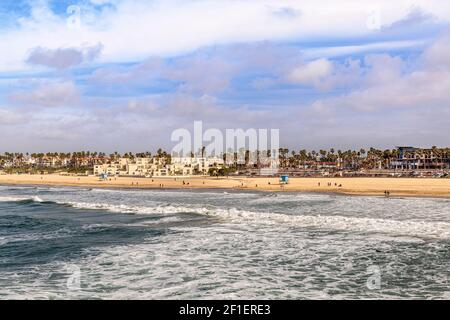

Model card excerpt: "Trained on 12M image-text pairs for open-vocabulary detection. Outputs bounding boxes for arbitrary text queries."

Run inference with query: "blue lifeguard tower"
[279,175,289,184]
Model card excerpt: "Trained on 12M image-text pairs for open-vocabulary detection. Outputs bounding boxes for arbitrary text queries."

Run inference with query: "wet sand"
[0,174,449,198]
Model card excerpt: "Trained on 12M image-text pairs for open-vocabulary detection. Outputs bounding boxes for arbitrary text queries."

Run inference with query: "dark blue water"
[0,185,449,299]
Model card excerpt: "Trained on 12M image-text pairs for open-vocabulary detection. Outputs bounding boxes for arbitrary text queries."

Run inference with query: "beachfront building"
[119,157,159,176]
[390,147,450,170]
[153,168,169,176]
[94,163,121,176]
[167,162,194,176]
[92,156,224,177]
[171,157,225,175]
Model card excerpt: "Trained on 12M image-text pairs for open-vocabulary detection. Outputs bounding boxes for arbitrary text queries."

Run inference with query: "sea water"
[0,185,449,299]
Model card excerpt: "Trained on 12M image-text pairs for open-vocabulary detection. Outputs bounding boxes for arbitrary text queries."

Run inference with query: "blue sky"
[0,0,450,152]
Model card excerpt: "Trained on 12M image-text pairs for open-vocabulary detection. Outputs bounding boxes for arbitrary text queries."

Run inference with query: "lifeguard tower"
[279,175,289,184]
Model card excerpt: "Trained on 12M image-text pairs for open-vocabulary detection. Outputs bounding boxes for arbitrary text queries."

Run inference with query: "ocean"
[0,185,449,299]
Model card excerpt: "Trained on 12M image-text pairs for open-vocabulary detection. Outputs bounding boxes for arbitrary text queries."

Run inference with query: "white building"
[94,163,121,176]
[171,157,224,174]
[94,156,224,177]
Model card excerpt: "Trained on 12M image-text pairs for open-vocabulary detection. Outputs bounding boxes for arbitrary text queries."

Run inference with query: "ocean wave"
[2,194,448,240]
[38,186,92,193]
[0,196,43,203]
[0,185,37,190]
[89,187,260,197]
[65,201,211,216]
[206,208,450,241]
[44,200,450,241]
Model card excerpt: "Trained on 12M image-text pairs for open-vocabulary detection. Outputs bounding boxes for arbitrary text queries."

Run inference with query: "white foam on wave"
[0,227,77,245]
[90,187,260,198]
[0,196,33,202]
[0,236,8,246]
[59,200,450,241]
[90,188,122,193]
[141,216,184,225]
[39,186,91,192]
[65,201,211,216]
[0,195,44,203]
[1,193,448,241]
[0,185,37,190]
[32,196,44,203]
[206,207,450,241]
[248,193,333,204]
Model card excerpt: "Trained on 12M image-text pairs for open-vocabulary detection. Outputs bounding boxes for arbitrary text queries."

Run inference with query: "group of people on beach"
[318,182,342,188]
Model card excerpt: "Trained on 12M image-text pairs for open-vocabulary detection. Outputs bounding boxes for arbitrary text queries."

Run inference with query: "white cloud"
[1,2,450,151]
[163,54,236,94]
[0,108,26,125]
[287,59,333,86]
[301,39,428,59]
[8,81,80,108]
[363,54,404,86]
[307,35,450,112]
[423,34,450,69]
[1,0,450,71]
[26,43,103,69]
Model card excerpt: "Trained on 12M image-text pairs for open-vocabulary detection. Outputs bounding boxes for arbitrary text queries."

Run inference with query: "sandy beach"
[0,174,449,198]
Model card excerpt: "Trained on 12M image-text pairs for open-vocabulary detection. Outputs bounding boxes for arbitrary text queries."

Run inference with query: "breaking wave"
[1,194,448,241]
[0,196,43,203]
[51,200,450,241]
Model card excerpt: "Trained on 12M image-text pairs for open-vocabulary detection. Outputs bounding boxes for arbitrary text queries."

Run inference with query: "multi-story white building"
[94,156,224,177]
[94,163,121,176]
[171,157,224,174]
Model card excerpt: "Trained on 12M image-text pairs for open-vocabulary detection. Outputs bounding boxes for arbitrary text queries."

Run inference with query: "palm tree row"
[1,147,449,170]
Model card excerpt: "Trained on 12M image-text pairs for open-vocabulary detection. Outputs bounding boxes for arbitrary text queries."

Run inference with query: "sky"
[0,0,450,153]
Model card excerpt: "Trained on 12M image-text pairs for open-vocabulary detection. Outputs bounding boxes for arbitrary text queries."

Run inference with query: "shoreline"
[1,174,449,199]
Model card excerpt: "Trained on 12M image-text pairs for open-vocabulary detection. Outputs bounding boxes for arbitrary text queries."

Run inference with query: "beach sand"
[0,174,449,198]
